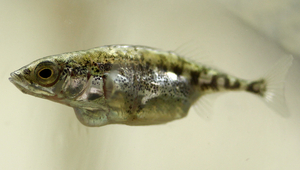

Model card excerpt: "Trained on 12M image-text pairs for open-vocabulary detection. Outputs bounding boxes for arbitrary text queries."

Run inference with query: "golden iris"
[35,61,59,86]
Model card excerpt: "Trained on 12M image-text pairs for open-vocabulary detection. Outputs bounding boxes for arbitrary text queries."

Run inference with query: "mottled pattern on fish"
[9,45,292,127]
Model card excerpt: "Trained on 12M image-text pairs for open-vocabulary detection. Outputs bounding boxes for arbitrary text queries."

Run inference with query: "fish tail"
[246,56,293,117]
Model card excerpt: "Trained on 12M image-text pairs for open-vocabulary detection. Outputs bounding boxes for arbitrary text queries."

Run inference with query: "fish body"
[9,45,293,127]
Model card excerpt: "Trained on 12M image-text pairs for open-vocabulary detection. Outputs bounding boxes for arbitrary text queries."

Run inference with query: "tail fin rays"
[260,55,293,117]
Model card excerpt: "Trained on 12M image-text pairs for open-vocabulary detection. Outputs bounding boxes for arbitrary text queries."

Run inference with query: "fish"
[9,45,293,127]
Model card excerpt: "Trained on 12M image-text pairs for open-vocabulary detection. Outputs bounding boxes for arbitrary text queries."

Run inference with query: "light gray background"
[1,1,299,170]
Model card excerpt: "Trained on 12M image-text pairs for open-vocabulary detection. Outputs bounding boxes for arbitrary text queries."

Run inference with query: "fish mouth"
[9,71,31,94]
[9,72,22,83]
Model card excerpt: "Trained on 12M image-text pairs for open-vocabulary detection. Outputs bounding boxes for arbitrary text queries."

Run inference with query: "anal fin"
[192,93,223,120]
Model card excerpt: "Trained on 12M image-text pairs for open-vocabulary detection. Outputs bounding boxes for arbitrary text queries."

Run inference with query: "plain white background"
[1,1,299,170]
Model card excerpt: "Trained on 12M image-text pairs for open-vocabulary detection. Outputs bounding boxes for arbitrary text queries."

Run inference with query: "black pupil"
[39,69,52,79]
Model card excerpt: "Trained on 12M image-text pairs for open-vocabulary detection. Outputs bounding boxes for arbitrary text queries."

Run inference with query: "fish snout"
[9,71,23,83]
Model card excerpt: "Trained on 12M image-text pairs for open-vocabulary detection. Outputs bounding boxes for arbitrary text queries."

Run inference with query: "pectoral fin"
[74,107,109,127]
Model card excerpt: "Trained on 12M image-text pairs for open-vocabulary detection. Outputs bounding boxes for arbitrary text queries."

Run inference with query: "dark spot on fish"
[223,76,230,88]
[210,75,218,90]
[23,68,30,75]
[228,80,240,89]
[104,63,112,71]
[247,82,259,93]
[136,104,144,113]
[246,80,264,95]
[138,64,144,71]
[232,81,240,89]
[97,63,105,70]
[140,54,144,61]
[145,62,151,70]
[157,62,167,72]
[190,71,200,85]
[218,75,240,89]
[70,70,75,76]
[102,75,114,99]
[172,65,183,75]
[87,93,101,100]
[200,75,219,91]
[87,72,91,80]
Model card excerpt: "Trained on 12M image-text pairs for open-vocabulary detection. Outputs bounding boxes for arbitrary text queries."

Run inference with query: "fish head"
[9,56,68,102]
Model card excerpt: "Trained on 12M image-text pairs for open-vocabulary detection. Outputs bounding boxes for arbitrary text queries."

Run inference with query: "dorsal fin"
[174,40,213,67]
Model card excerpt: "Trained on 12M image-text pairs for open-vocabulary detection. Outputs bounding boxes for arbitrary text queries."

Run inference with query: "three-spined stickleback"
[9,45,293,127]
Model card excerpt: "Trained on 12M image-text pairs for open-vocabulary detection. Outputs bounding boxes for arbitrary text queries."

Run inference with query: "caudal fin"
[246,56,293,117]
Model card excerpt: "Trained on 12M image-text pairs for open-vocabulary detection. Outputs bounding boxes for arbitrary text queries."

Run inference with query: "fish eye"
[35,61,59,86]
[38,68,53,79]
